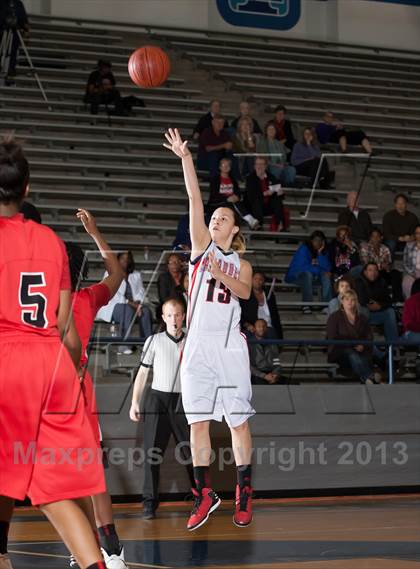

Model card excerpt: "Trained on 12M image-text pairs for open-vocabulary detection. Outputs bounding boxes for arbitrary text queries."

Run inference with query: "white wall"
[337,0,420,51]
[24,0,420,53]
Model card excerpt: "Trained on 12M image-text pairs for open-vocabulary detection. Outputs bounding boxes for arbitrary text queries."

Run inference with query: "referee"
[130,297,194,519]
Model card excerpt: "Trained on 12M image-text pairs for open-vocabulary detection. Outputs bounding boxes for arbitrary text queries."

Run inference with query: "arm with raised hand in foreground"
[76,208,124,296]
[163,128,210,260]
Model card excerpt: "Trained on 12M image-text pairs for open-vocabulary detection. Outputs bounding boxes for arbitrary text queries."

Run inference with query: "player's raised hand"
[208,250,224,281]
[163,128,190,158]
[76,208,98,235]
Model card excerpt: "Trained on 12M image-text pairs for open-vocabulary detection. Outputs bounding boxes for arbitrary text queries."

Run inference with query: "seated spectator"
[97,250,153,353]
[208,158,259,229]
[382,193,418,256]
[327,290,379,384]
[354,263,399,346]
[315,111,372,154]
[337,191,373,244]
[240,271,283,339]
[198,114,233,177]
[249,319,283,385]
[232,117,257,178]
[256,122,296,185]
[182,273,189,310]
[192,99,228,140]
[291,127,333,189]
[245,156,285,232]
[84,59,144,116]
[360,228,403,302]
[328,225,362,281]
[402,278,420,344]
[285,230,333,314]
[272,105,296,154]
[158,253,185,305]
[20,200,42,223]
[402,225,420,299]
[327,277,369,317]
[231,101,262,135]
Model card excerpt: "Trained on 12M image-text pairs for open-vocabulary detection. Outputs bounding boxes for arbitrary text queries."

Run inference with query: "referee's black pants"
[143,388,194,509]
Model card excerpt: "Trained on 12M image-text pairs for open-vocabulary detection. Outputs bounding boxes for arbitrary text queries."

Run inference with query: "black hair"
[65,242,89,293]
[253,269,266,280]
[0,136,29,204]
[394,193,408,204]
[369,227,382,238]
[411,278,420,297]
[118,250,135,274]
[306,230,327,258]
[97,59,111,68]
[274,105,287,113]
[363,262,379,273]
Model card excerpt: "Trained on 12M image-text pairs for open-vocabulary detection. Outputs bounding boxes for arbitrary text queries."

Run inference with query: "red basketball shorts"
[0,337,105,505]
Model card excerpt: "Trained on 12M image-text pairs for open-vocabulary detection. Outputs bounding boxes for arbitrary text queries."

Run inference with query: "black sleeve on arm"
[354,278,369,307]
[268,293,283,339]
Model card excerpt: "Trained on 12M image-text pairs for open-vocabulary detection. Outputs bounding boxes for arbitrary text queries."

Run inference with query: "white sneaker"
[69,554,79,568]
[101,547,128,569]
[0,554,13,569]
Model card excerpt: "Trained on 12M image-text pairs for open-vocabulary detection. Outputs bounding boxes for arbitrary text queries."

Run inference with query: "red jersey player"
[0,137,106,569]
[66,209,129,569]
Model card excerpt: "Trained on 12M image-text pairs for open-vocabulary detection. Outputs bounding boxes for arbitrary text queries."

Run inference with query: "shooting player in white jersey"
[164,128,255,531]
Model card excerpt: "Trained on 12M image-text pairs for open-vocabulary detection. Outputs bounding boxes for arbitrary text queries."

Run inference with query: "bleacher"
[3,14,420,381]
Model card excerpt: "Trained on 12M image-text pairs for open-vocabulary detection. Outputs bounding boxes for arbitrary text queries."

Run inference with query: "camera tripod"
[0,27,52,110]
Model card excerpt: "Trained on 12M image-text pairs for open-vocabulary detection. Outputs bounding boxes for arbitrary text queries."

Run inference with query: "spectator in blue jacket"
[315,112,372,154]
[285,230,333,314]
[291,127,333,189]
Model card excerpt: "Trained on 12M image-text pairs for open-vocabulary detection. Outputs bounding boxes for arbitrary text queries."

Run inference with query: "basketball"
[128,45,170,88]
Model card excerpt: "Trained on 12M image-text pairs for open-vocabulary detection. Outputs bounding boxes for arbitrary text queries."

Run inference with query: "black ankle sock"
[237,464,252,488]
[98,524,121,556]
[193,466,210,492]
[0,521,9,554]
[87,563,106,569]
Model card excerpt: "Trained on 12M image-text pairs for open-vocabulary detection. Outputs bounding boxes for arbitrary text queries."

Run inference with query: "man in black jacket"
[354,263,399,343]
[240,271,283,339]
[192,99,229,140]
[337,191,373,243]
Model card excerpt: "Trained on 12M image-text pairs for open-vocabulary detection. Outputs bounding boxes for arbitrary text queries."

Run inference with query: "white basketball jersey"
[187,241,242,334]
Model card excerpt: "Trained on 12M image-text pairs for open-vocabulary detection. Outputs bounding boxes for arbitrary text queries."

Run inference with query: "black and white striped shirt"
[140,331,184,393]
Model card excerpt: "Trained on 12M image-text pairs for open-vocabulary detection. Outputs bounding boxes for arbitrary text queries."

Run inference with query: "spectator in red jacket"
[207,158,259,229]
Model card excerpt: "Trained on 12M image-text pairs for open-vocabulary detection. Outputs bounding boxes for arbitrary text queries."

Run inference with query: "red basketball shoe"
[187,487,221,531]
[233,484,253,527]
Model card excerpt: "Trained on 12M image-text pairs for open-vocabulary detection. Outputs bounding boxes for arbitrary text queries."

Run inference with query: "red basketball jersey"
[0,214,71,338]
[72,283,110,366]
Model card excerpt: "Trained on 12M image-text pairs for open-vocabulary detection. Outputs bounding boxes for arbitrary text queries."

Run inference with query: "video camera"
[2,0,18,30]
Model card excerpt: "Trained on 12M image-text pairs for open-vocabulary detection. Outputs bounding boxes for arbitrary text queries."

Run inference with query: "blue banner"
[216,0,301,31]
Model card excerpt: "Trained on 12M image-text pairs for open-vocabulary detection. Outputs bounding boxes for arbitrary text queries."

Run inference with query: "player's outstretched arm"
[76,208,124,297]
[163,128,210,257]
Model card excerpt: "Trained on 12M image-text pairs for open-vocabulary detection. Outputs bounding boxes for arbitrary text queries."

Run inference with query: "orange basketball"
[128,46,170,88]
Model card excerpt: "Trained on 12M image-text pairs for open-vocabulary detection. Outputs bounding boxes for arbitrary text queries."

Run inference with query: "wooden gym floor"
[8,494,420,569]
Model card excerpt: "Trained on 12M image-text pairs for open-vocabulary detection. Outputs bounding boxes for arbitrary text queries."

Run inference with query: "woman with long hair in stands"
[164,128,255,531]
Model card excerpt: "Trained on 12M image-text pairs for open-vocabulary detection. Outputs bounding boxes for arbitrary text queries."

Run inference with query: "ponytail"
[232,229,246,255]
